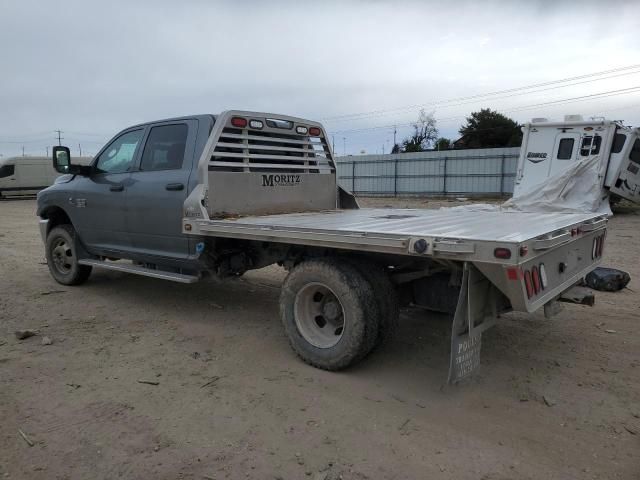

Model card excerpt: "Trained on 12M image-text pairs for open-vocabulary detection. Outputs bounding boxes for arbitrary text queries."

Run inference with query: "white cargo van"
[0,156,92,198]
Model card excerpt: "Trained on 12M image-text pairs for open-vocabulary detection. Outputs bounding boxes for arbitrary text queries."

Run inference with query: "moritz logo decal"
[261,174,301,187]
[526,152,548,164]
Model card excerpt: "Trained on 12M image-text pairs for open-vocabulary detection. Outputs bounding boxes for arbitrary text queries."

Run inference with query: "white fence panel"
[336,147,520,197]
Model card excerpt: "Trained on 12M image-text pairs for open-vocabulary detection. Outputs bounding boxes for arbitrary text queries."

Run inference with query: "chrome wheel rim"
[294,282,345,349]
[51,237,74,275]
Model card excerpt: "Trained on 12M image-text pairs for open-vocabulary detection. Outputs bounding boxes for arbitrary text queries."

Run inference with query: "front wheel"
[45,224,92,285]
[280,258,379,371]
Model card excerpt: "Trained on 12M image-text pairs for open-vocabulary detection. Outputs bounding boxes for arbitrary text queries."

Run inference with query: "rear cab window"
[140,124,188,172]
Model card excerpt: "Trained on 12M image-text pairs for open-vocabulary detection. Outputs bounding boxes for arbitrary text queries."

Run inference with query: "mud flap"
[447,263,499,384]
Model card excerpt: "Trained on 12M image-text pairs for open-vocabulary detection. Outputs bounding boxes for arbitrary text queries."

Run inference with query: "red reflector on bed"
[506,267,521,280]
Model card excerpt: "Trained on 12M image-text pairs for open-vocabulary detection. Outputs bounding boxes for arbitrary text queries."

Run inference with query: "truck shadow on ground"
[71,266,568,394]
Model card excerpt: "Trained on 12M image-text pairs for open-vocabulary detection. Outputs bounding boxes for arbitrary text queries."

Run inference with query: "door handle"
[165,183,184,191]
[110,184,124,192]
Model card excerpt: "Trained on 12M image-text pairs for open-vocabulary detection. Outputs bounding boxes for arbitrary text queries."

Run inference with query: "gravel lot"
[1,198,639,480]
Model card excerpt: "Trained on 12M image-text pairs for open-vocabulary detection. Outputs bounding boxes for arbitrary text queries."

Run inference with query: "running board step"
[78,259,200,284]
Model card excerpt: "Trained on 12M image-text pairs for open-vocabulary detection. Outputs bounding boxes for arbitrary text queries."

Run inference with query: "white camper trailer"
[513,115,640,205]
[0,156,92,198]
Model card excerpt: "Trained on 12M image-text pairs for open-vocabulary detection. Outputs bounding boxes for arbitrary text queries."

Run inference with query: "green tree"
[434,137,451,151]
[401,109,438,152]
[391,143,401,154]
[458,109,522,148]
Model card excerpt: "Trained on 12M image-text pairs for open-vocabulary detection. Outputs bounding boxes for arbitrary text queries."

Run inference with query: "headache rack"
[208,114,335,174]
[200,111,339,216]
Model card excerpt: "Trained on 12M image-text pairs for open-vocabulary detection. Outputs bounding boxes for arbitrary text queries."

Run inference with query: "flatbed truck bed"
[191,207,607,263]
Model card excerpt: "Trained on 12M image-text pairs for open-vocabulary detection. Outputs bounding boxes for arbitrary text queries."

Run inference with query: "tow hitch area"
[544,285,595,318]
[559,285,595,306]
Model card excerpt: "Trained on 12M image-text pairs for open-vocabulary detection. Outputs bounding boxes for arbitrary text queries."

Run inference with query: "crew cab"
[37,111,608,383]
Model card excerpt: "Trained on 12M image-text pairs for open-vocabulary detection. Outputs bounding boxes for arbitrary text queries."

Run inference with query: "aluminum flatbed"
[192,207,607,264]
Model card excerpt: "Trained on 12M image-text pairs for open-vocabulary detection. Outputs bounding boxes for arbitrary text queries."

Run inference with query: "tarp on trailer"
[444,155,612,215]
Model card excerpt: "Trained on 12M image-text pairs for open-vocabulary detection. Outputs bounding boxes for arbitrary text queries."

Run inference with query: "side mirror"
[52,146,88,175]
[53,146,71,174]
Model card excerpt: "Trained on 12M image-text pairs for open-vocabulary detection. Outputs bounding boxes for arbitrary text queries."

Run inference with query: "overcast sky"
[1,0,639,157]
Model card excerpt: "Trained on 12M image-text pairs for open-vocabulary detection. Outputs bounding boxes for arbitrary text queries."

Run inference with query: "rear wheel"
[280,258,379,370]
[344,258,399,348]
[45,225,92,285]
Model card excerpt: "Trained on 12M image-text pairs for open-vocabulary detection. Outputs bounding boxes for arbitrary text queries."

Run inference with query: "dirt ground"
[1,197,638,480]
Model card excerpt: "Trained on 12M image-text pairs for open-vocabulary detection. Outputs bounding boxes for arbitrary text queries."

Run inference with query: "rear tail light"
[231,117,247,128]
[531,266,541,294]
[494,247,512,259]
[522,263,548,301]
[597,234,605,257]
[539,263,548,289]
[592,233,606,259]
[309,127,321,136]
[524,270,533,299]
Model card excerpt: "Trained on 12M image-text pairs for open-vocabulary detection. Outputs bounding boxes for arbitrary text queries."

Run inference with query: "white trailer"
[513,115,640,205]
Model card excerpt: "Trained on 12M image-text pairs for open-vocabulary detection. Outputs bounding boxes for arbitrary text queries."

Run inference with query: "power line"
[328,86,640,135]
[327,70,640,126]
[322,63,640,123]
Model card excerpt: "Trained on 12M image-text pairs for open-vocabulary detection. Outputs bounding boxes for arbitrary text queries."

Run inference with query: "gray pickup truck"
[37,111,608,382]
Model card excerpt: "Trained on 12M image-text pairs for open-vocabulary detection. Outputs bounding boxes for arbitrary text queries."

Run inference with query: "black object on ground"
[585,267,631,292]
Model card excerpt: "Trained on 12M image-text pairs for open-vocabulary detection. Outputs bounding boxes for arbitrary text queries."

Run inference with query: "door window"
[611,133,626,154]
[95,129,144,174]
[580,135,602,156]
[556,138,575,159]
[140,124,188,171]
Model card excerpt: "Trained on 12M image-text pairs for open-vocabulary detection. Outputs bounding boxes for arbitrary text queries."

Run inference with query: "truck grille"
[209,127,335,174]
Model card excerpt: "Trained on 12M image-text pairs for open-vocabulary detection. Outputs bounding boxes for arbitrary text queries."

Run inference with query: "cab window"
[95,129,144,174]
[140,124,188,171]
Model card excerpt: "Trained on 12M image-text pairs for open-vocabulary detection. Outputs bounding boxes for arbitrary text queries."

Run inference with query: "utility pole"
[46,146,49,157]
[342,137,346,156]
[382,144,385,155]
[78,143,82,156]
[393,125,397,147]
[332,135,335,153]
[22,146,25,156]
[55,130,63,146]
